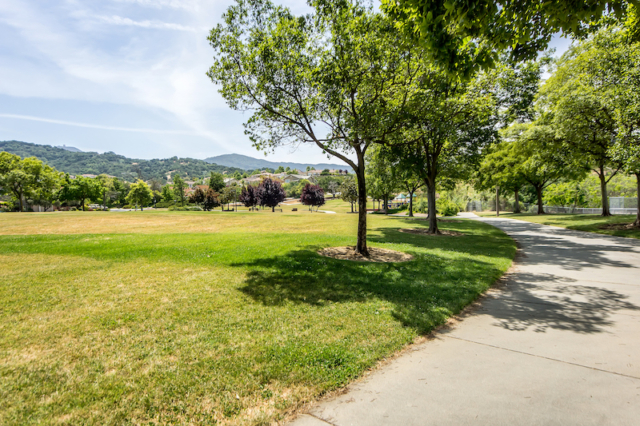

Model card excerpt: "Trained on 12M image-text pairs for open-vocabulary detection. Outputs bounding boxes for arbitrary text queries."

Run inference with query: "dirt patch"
[399,228,464,237]
[318,246,413,263]
[598,222,639,231]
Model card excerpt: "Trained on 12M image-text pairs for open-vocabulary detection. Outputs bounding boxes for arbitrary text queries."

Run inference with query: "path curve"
[290,213,640,426]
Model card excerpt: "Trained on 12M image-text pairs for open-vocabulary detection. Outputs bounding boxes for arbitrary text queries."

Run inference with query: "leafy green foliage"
[125,180,154,210]
[0,152,62,212]
[381,0,634,77]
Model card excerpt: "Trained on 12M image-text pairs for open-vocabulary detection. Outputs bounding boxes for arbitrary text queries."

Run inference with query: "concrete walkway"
[290,214,640,425]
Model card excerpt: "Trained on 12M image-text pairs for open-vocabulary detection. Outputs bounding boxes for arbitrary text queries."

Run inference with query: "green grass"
[476,211,640,239]
[0,205,515,425]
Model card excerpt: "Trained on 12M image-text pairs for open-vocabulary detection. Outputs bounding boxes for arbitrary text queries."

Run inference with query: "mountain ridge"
[0,140,242,182]
[204,153,352,172]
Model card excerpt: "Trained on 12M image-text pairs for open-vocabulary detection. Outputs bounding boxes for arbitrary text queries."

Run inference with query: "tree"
[476,141,528,213]
[161,184,174,203]
[539,40,625,216]
[173,175,186,206]
[240,185,258,209]
[381,0,635,77]
[276,166,285,173]
[208,0,423,255]
[321,169,331,176]
[189,187,206,206]
[502,123,581,214]
[574,24,640,224]
[317,176,341,198]
[285,166,291,173]
[367,147,398,215]
[391,165,423,217]
[339,176,359,213]
[203,188,221,211]
[221,185,240,211]
[209,172,225,193]
[256,178,285,212]
[300,183,325,211]
[59,175,103,211]
[126,180,153,211]
[391,67,498,233]
[0,153,61,212]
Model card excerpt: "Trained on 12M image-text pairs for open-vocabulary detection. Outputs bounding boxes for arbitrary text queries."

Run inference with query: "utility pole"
[496,186,500,217]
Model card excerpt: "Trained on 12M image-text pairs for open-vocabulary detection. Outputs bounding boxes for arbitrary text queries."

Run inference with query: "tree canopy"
[381,0,636,77]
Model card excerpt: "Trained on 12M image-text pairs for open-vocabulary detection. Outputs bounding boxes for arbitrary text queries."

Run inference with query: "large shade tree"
[538,38,626,216]
[390,67,498,233]
[476,141,528,213]
[0,153,61,212]
[208,0,423,255]
[501,123,581,214]
[59,175,103,211]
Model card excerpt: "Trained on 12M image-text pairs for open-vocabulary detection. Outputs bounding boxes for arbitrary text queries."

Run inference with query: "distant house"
[281,174,315,184]
[307,170,322,176]
[81,174,97,178]
[224,178,238,186]
[184,181,196,188]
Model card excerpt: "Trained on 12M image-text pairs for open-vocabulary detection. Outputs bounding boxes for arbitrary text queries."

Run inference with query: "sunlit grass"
[476,211,640,239]
[0,203,515,425]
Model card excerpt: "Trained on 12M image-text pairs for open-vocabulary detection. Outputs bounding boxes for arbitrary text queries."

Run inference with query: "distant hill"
[0,140,243,182]
[204,153,352,172]
[57,145,82,152]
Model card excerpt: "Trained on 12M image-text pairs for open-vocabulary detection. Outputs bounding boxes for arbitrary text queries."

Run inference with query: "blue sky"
[0,1,572,163]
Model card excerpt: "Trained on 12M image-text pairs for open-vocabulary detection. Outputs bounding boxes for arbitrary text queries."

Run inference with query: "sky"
[0,1,572,163]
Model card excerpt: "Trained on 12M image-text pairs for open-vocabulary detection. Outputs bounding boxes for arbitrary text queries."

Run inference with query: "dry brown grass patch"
[318,246,413,262]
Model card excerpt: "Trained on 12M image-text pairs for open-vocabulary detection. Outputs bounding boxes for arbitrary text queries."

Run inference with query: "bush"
[70,207,77,211]
[155,201,174,208]
[438,198,460,217]
[168,206,203,212]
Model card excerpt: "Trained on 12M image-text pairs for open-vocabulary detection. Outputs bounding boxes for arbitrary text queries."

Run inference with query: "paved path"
[290,214,640,425]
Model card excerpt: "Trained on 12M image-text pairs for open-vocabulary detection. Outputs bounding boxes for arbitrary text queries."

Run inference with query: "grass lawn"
[476,211,640,239]
[0,204,515,425]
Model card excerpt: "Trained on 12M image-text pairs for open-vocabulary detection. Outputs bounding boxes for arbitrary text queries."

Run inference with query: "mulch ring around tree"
[399,228,465,237]
[598,222,640,231]
[318,246,413,263]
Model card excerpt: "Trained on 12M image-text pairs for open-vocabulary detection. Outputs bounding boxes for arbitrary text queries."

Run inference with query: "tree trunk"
[536,186,545,214]
[355,165,369,256]
[513,187,521,213]
[18,190,24,212]
[383,195,389,215]
[408,189,414,217]
[81,197,85,212]
[350,202,354,213]
[599,170,611,217]
[496,186,500,217]
[426,181,439,234]
[272,205,275,212]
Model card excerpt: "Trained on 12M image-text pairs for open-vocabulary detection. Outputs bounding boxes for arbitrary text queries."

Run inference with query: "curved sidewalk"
[291,214,640,425]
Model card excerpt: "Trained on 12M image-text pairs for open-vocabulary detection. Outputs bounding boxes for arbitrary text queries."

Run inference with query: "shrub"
[155,201,174,208]
[438,199,460,217]
[70,207,77,211]
[168,206,203,212]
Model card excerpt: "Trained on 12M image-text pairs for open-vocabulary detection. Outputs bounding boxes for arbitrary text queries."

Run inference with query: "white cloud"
[0,113,202,135]
[93,15,198,32]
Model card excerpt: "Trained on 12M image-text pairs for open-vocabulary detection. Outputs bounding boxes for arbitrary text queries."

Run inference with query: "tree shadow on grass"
[233,247,506,334]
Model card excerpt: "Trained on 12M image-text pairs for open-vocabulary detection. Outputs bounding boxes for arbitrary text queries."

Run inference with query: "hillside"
[204,153,352,172]
[0,140,243,182]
